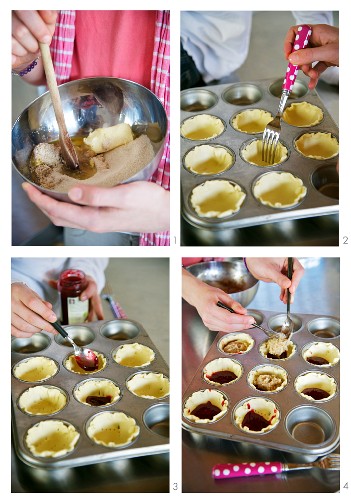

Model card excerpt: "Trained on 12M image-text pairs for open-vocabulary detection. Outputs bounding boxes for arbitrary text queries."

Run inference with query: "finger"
[208,306,255,330]
[227,299,248,316]
[11,311,43,335]
[38,10,58,32]
[268,267,291,290]
[14,10,53,44]
[290,260,305,294]
[289,45,338,67]
[21,291,57,323]
[12,15,41,56]
[80,281,96,301]
[22,183,84,228]
[204,314,255,333]
[216,292,248,316]
[22,183,114,231]
[283,26,299,58]
[11,324,35,338]
[68,184,121,208]
[90,295,104,321]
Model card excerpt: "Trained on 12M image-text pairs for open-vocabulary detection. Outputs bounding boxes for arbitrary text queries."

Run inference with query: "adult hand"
[22,181,170,233]
[48,275,104,322]
[284,24,339,89]
[12,10,57,69]
[182,269,255,332]
[245,258,304,304]
[11,283,57,338]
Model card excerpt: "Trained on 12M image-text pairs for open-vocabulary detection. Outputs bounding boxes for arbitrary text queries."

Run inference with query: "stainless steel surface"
[282,453,340,472]
[186,260,259,307]
[12,77,167,201]
[51,320,98,369]
[181,213,339,246]
[12,319,169,470]
[181,79,339,237]
[182,257,340,492]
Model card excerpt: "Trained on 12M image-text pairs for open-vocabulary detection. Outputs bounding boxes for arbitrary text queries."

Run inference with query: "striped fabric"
[50,10,170,246]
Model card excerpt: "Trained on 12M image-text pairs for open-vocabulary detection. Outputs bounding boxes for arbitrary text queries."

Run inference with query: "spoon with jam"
[51,321,98,371]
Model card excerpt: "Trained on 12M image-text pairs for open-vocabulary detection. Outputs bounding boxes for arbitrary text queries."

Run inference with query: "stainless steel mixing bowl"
[185,260,259,307]
[12,77,168,201]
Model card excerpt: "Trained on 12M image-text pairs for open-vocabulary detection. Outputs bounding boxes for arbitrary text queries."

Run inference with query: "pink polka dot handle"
[283,25,312,92]
[212,461,283,479]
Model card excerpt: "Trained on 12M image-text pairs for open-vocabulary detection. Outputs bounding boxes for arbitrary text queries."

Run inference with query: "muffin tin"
[11,319,169,469]
[181,78,339,230]
[182,310,339,458]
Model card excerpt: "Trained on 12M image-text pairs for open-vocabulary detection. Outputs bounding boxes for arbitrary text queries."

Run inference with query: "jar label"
[66,297,89,324]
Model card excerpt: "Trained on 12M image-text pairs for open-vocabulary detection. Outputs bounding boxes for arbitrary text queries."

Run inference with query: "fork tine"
[269,133,279,164]
[262,129,271,163]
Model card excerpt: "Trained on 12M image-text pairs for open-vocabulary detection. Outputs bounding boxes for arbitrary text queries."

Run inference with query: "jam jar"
[58,269,89,325]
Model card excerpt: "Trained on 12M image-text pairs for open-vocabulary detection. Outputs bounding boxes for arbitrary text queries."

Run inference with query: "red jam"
[207,370,237,384]
[302,387,330,400]
[74,352,98,371]
[306,356,328,365]
[191,401,221,420]
[58,269,89,325]
[242,409,271,431]
[86,395,112,406]
[267,351,288,360]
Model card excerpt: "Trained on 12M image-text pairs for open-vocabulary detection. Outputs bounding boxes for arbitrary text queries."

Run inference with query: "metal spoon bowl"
[51,321,98,371]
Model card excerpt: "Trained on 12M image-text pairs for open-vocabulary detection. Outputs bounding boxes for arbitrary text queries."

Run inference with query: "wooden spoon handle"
[39,42,79,169]
[39,42,69,136]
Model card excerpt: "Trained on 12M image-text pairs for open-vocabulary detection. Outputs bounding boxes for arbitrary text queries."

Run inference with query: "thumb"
[68,184,123,208]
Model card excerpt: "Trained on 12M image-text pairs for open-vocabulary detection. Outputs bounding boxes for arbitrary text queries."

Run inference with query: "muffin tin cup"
[12,333,52,354]
[182,143,236,177]
[182,310,339,458]
[11,319,169,469]
[181,78,339,231]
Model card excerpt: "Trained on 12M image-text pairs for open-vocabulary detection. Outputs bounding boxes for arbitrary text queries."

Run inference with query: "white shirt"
[181,11,335,83]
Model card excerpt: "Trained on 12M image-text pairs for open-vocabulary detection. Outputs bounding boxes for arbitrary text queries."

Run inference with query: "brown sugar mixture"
[29,134,155,192]
[223,340,248,354]
[254,374,282,391]
[266,337,289,359]
[204,278,246,294]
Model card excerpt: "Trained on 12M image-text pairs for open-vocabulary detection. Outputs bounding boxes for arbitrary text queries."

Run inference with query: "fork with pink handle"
[212,453,340,478]
[262,25,312,164]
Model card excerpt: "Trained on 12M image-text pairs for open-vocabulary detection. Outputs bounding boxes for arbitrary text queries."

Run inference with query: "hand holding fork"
[262,25,312,164]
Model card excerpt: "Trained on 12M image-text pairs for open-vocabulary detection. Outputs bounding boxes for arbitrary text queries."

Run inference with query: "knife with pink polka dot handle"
[283,25,312,92]
[212,462,283,478]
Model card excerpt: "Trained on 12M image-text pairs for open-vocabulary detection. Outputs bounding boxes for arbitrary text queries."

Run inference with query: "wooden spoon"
[39,42,79,170]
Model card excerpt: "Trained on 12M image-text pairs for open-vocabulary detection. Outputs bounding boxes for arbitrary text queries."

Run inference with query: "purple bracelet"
[13,57,39,77]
